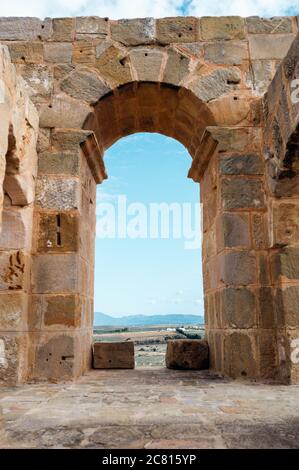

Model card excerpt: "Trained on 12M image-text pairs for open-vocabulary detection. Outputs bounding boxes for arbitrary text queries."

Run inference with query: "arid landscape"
[94,324,205,367]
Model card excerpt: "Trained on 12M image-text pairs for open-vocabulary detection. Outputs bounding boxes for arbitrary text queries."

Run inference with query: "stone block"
[272,202,299,246]
[0,333,28,385]
[0,292,26,330]
[95,43,132,87]
[16,64,53,97]
[224,332,257,378]
[0,251,26,291]
[35,176,80,210]
[38,151,80,176]
[249,34,296,60]
[75,16,109,37]
[247,59,275,94]
[204,41,248,65]
[34,334,77,380]
[44,43,72,63]
[111,18,155,45]
[31,253,78,293]
[93,341,135,369]
[163,48,190,86]
[60,69,110,103]
[258,287,275,328]
[0,208,32,250]
[258,330,278,380]
[276,286,299,327]
[220,251,257,286]
[222,287,256,328]
[6,42,44,63]
[52,18,74,41]
[130,49,164,82]
[201,16,245,40]
[252,213,268,249]
[246,16,293,34]
[166,339,209,370]
[39,95,90,129]
[221,178,265,210]
[217,212,250,248]
[189,67,241,102]
[219,153,263,175]
[271,247,299,281]
[0,17,45,40]
[37,212,79,253]
[72,41,95,65]
[42,294,80,327]
[157,17,198,44]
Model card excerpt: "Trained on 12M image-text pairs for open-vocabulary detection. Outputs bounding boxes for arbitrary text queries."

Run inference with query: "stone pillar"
[29,129,106,381]
[190,126,276,380]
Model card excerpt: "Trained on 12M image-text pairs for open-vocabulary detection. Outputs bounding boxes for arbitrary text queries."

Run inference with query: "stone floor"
[0,368,299,449]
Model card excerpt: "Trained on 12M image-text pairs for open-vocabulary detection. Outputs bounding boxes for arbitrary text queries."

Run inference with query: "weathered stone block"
[246,16,293,34]
[39,95,90,129]
[258,330,278,380]
[157,17,198,44]
[189,67,241,102]
[37,212,79,253]
[204,41,248,65]
[75,16,109,36]
[276,286,299,327]
[249,34,296,60]
[273,202,299,246]
[111,18,155,45]
[35,176,80,210]
[217,212,250,248]
[0,208,32,250]
[219,153,263,175]
[166,339,209,370]
[163,48,190,86]
[252,213,268,249]
[0,293,26,330]
[0,251,26,291]
[16,64,53,97]
[43,295,80,327]
[52,18,74,42]
[271,247,299,281]
[95,43,132,87]
[31,254,78,293]
[93,341,135,369]
[258,287,275,328]
[221,178,265,210]
[221,251,257,286]
[130,49,164,82]
[60,69,110,103]
[201,16,245,40]
[222,287,256,328]
[224,332,257,378]
[38,151,80,176]
[44,43,72,63]
[246,59,275,94]
[72,41,95,65]
[6,42,44,63]
[0,333,28,385]
[0,17,45,40]
[34,334,77,380]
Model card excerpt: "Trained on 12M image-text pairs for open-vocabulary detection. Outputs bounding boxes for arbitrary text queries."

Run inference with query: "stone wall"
[263,32,299,384]
[0,44,39,385]
[0,16,298,384]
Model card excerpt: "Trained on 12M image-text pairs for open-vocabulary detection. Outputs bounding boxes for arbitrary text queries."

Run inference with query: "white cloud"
[189,0,299,17]
[1,0,298,19]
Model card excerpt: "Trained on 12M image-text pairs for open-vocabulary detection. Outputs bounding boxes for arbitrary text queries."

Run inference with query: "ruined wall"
[0,44,39,384]
[0,16,298,384]
[263,33,299,384]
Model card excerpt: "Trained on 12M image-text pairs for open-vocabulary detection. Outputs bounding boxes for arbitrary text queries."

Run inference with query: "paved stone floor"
[0,369,299,449]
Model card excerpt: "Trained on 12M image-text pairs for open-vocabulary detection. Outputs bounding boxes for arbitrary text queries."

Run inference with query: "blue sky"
[0,1,298,18]
[94,134,203,317]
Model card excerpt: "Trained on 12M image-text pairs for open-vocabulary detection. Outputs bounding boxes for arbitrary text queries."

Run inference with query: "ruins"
[0,15,298,386]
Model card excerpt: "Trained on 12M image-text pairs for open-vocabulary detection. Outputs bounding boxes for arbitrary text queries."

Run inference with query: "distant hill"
[94,312,204,327]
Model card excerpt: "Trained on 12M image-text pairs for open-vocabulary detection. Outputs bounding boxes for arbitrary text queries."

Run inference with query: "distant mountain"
[94,312,204,327]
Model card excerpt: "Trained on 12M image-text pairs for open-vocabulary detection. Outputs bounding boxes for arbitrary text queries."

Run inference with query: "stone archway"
[0,15,298,384]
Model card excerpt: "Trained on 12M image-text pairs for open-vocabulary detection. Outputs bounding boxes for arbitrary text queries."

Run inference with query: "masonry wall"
[0,45,38,385]
[0,16,298,384]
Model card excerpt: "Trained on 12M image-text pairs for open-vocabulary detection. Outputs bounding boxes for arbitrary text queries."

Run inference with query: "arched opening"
[93,132,204,367]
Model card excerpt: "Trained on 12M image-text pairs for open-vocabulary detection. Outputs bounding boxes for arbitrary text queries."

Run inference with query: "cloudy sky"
[0,0,298,18]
